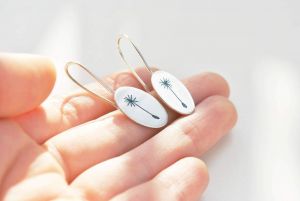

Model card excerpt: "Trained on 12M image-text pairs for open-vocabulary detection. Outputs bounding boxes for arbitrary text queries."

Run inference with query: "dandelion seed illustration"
[124,95,160,119]
[160,78,172,89]
[160,78,187,108]
[124,94,138,107]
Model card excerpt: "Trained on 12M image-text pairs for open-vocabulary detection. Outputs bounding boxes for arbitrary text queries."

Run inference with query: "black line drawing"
[160,78,187,108]
[124,94,160,119]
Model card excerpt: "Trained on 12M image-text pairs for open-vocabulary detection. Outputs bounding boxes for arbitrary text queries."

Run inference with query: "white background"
[1,0,300,200]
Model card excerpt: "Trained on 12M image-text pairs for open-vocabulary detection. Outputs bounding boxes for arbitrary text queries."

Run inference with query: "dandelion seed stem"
[135,103,160,119]
[169,88,187,108]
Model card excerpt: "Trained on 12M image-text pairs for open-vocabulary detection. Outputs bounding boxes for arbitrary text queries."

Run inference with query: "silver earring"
[117,34,195,115]
[65,62,168,128]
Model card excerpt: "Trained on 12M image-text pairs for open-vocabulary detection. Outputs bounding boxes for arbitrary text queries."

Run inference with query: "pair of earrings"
[65,35,195,128]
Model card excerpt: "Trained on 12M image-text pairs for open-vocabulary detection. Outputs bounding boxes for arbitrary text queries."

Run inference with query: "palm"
[1,117,83,201]
[0,54,237,201]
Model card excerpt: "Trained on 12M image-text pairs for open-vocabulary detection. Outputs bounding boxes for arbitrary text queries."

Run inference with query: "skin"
[0,53,237,201]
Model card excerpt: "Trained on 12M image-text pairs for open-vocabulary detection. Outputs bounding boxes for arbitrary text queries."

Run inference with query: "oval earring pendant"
[151,70,195,114]
[117,34,195,115]
[65,62,168,128]
[115,86,168,128]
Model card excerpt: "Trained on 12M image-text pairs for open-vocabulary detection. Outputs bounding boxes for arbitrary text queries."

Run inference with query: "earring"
[117,34,195,115]
[65,62,168,128]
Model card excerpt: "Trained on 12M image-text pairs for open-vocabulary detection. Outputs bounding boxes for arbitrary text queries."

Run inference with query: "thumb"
[0,53,56,117]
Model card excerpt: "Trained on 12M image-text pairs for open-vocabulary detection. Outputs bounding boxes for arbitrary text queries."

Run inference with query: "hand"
[0,53,237,201]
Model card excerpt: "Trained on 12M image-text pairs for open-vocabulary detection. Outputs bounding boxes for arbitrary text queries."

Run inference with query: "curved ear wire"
[65,61,117,107]
[116,34,152,92]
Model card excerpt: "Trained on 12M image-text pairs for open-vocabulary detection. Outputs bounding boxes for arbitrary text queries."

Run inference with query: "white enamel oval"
[114,86,168,128]
[151,70,195,114]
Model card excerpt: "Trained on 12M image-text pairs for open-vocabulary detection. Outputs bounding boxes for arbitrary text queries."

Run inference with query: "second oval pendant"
[151,70,195,115]
[117,34,195,115]
[115,86,168,128]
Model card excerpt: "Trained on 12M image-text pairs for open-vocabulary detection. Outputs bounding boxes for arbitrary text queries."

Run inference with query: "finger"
[0,53,56,117]
[71,96,237,200]
[46,72,229,181]
[14,67,153,143]
[110,157,208,201]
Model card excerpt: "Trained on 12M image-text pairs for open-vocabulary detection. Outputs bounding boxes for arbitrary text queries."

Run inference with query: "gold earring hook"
[65,61,117,107]
[116,34,153,92]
